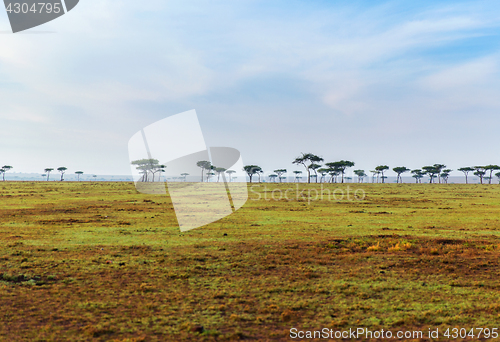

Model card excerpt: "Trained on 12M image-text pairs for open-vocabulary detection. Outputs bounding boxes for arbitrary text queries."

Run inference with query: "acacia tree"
[269,174,278,182]
[75,171,84,181]
[484,165,500,184]
[293,170,302,182]
[131,159,161,182]
[1,165,12,181]
[257,170,264,183]
[495,172,500,184]
[393,166,410,184]
[375,165,389,183]
[159,167,167,181]
[196,161,211,182]
[317,168,329,183]
[181,173,189,182]
[422,165,442,184]
[458,167,474,184]
[149,160,161,182]
[433,164,446,183]
[44,168,54,181]
[326,164,341,183]
[411,169,424,183]
[206,171,215,182]
[137,165,149,182]
[325,161,355,183]
[292,153,324,184]
[215,167,227,182]
[57,167,67,181]
[205,164,215,182]
[226,170,236,182]
[273,169,287,183]
[440,169,452,184]
[474,166,486,184]
[148,163,160,182]
[370,170,379,183]
[309,163,322,183]
[354,170,367,183]
[243,165,262,183]
[153,164,166,182]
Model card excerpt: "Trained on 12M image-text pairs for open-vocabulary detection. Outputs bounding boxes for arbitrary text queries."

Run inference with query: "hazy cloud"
[1,0,500,175]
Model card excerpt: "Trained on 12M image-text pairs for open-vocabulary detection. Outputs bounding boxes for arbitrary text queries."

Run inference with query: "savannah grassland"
[1,182,500,341]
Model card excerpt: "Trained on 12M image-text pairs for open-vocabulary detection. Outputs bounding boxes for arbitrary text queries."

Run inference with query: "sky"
[1,0,500,178]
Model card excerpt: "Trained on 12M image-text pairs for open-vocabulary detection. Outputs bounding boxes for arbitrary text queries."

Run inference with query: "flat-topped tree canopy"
[293,153,324,184]
[243,165,262,183]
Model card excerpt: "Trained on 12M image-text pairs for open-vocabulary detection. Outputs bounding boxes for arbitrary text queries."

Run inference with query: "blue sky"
[1,0,500,177]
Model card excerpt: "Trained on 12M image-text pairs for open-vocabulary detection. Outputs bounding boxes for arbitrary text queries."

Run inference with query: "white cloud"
[1,0,500,174]
[419,56,498,90]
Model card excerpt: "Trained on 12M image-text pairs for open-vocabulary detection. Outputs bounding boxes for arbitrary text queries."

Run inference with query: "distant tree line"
[131,159,166,182]
[240,154,500,185]
[43,167,85,181]
[129,155,500,185]
[196,161,233,182]
[6,156,498,184]
[0,165,88,181]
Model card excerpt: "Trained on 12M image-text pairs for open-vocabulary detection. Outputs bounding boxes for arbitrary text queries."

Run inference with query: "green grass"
[1,182,500,340]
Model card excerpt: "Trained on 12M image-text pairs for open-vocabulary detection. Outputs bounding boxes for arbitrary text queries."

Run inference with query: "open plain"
[1,182,500,341]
